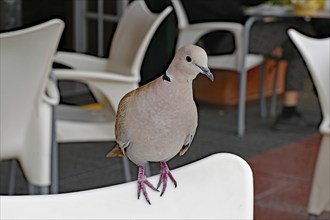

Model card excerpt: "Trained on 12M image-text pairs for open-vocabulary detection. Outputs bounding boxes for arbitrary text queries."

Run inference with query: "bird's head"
[166,45,214,83]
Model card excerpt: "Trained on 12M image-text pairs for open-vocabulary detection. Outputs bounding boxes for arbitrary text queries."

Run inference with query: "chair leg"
[238,71,247,137]
[237,15,261,137]
[28,183,37,194]
[8,160,17,195]
[122,157,132,182]
[145,162,151,177]
[307,135,330,216]
[308,214,318,220]
[40,186,50,194]
[28,184,49,195]
[9,160,50,195]
[259,63,267,118]
[51,139,59,194]
[51,106,59,194]
[270,59,280,117]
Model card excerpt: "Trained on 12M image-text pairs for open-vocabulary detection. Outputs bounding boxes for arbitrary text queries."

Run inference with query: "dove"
[107,45,214,205]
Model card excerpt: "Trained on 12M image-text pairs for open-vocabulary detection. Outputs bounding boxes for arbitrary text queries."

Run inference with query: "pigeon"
[107,45,214,204]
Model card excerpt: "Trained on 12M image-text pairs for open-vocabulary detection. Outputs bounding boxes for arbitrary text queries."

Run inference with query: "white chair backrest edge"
[130,4,173,78]
[108,1,172,80]
[288,29,330,134]
[171,0,189,29]
[170,0,244,68]
[0,153,254,219]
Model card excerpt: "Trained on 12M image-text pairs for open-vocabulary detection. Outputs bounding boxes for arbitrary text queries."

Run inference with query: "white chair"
[171,0,266,136]
[288,29,330,220]
[0,153,254,219]
[53,1,173,184]
[0,19,64,194]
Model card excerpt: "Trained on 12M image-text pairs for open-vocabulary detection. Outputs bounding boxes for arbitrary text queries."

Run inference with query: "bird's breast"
[122,80,198,164]
[124,95,197,163]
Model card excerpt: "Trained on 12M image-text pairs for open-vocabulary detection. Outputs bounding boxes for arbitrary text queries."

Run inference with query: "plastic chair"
[53,1,173,185]
[0,153,254,219]
[288,29,330,220]
[0,19,64,194]
[171,0,266,136]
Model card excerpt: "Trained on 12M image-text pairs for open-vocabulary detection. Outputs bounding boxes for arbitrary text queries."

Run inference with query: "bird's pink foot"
[157,162,177,196]
[137,165,158,205]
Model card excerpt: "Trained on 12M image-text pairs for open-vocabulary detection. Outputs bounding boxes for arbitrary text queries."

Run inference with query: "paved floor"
[1,79,329,219]
[250,135,329,219]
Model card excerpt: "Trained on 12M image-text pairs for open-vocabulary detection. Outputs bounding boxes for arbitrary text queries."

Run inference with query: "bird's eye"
[186,56,192,62]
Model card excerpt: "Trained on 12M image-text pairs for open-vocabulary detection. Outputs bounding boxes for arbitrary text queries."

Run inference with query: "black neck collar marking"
[162,72,171,82]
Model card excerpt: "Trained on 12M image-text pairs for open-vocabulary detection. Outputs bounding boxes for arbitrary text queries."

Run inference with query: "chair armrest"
[185,22,243,33]
[53,69,139,84]
[54,51,108,71]
[177,22,243,50]
[43,79,60,106]
[53,69,139,112]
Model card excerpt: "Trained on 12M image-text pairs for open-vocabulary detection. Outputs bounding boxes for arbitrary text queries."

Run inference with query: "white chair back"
[108,1,172,80]
[171,0,189,29]
[0,19,64,185]
[0,153,254,219]
[288,29,330,217]
[288,29,330,135]
[170,0,265,137]
[170,0,244,67]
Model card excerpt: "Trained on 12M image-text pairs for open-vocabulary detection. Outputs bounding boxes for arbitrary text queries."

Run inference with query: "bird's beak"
[196,64,214,82]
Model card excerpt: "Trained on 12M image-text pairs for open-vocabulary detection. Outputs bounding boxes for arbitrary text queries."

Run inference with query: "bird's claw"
[137,166,158,205]
[157,162,177,197]
[137,163,177,204]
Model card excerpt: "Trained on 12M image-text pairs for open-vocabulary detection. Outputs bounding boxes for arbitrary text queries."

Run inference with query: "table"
[237,5,330,136]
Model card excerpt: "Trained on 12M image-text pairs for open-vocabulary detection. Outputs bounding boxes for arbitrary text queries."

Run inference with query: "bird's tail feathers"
[106,144,125,158]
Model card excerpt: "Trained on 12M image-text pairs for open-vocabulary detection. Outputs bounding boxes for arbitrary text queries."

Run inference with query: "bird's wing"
[179,132,196,156]
[106,80,157,158]
[107,91,134,158]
